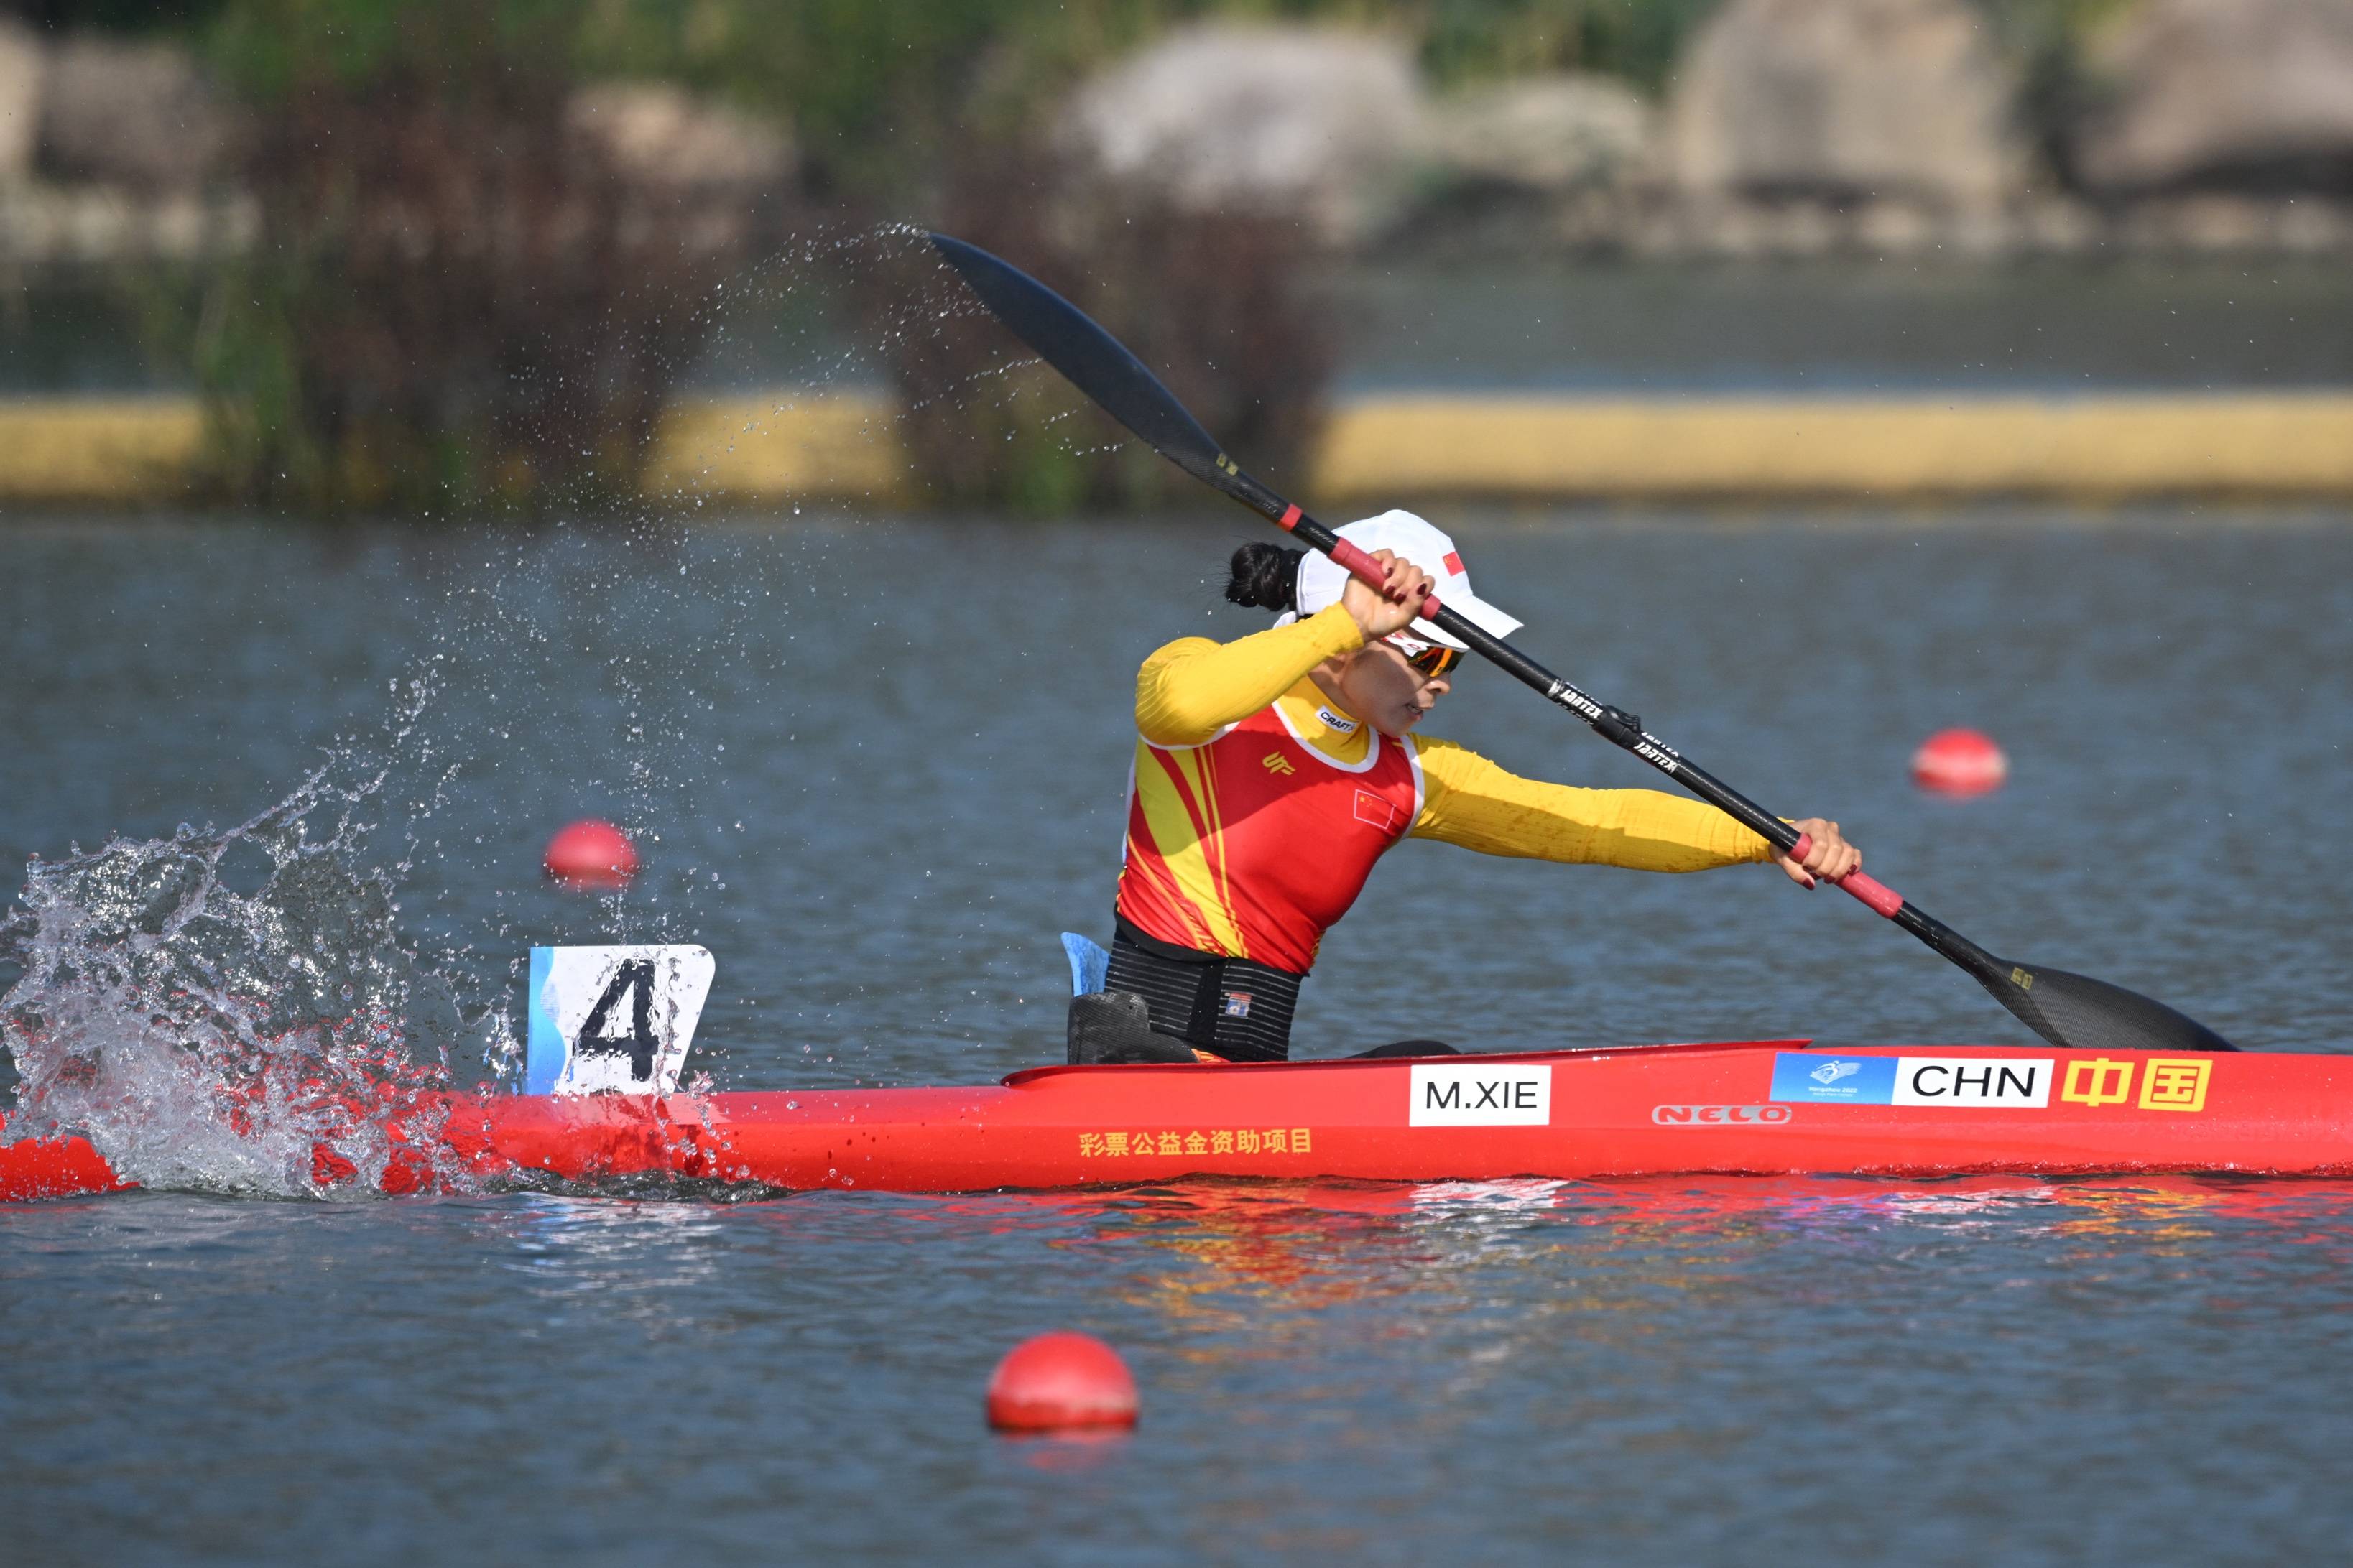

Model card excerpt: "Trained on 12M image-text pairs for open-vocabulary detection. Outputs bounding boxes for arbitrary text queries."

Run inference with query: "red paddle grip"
[1326,536,1444,622]
[1786,832,1904,918]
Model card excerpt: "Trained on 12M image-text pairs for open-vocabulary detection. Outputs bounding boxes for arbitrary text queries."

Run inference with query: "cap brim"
[1414,591,1521,650]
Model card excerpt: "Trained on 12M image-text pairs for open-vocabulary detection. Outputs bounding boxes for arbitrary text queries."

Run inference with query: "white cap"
[1292,510,1523,651]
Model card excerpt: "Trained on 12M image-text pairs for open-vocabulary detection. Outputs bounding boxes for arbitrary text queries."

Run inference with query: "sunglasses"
[1383,634,1466,679]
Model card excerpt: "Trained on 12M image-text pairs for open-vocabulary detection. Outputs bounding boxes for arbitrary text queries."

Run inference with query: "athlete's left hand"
[1775,817,1860,889]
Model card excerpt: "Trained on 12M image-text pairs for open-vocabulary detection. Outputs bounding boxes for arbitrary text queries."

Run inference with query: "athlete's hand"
[1341,549,1437,641]
[1775,817,1861,889]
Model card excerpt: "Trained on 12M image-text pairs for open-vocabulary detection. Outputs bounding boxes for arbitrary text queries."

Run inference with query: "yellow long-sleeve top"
[1117,604,1772,970]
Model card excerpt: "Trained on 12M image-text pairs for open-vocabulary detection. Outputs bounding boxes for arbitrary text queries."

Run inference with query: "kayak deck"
[6,1040,2349,1200]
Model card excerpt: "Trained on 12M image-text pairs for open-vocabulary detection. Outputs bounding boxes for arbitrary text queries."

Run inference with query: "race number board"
[524,945,716,1095]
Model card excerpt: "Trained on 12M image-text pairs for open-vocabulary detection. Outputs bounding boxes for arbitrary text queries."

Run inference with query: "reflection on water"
[492,1195,734,1305]
[716,1172,2353,1357]
[6,1171,2353,1562]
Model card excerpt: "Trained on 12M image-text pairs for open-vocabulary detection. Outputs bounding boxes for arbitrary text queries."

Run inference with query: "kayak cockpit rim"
[998,1038,1816,1087]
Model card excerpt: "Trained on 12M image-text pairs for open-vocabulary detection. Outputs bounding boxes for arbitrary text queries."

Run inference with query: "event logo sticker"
[1410,1064,1552,1126]
[1771,1054,1897,1104]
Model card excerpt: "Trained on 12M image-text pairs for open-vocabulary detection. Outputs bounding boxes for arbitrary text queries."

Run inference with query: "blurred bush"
[1420,0,1730,88]
[851,142,1334,513]
[1975,0,2143,187]
[142,0,784,509]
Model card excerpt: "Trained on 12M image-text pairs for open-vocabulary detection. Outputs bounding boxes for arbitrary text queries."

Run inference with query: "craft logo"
[1410,1064,1552,1127]
[1651,1105,1793,1126]
[1771,1052,2053,1108]
[1221,990,1253,1019]
[1316,706,1358,734]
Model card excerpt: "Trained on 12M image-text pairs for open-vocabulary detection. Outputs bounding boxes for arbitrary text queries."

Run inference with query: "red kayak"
[4,1039,2346,1202]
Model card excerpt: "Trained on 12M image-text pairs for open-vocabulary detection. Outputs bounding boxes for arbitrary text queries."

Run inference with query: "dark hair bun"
[1225,542,1305,613]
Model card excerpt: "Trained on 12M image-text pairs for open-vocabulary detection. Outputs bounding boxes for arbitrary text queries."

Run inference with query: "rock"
[0,181,256,264]
[0,19,42,182]
[1424,73,1650,192]
[565,83,794,193]
[2117,191,2353,252]
[1667,0,2028,208]
[38,33,236,190]
[2074,0,2353,193]
[1060,22,1426,243]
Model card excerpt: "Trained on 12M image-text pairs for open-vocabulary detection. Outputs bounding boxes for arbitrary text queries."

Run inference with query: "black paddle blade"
[1975,960,2239,1054]
[929,233,1231,488]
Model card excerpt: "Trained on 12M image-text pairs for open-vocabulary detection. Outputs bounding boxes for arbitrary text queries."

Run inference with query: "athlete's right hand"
[1341,549,1437,641]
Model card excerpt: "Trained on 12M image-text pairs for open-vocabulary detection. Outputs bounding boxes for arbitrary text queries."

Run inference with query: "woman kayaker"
[1071,509,1862,1064]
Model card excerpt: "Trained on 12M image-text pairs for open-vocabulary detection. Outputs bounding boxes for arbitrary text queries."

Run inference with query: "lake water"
[4,506,2352,1562]
[19,256,2353,396]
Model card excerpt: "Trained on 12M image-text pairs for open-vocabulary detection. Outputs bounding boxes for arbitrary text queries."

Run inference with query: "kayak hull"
[8,1041,2350,1200]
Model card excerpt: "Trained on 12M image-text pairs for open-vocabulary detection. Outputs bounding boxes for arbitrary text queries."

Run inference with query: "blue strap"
[1061,932,1110,997]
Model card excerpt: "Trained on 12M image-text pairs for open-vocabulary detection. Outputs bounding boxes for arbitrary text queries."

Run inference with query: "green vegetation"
[1418,0,1726,90]
[182,1,746,509]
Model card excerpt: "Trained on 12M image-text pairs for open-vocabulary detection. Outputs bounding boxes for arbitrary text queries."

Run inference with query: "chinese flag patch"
[1443,550,1464,575]
[1354,789,1403,834]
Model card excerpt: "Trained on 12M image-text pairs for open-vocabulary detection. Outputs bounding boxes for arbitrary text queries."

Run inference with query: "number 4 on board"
[524,945,715,1096]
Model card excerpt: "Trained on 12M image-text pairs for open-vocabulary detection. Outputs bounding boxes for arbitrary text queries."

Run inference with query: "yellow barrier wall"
[6,391,2353,506]
[0,399,204,504]
[1309,394,2353,500]
[641,391,907,501]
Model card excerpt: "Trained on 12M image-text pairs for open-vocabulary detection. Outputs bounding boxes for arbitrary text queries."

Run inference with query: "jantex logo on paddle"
[1410,1064,1551,1126]
[1770,1052,2053,1108]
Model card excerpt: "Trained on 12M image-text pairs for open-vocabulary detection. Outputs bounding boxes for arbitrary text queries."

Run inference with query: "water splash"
[0,764,498,1198]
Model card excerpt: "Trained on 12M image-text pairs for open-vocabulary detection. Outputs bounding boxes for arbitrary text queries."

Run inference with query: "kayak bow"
[5,1039,2347,1201]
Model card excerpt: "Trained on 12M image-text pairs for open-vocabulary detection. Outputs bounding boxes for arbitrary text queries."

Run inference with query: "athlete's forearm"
[1410,738,1772,871]
[1134,606,1364,746]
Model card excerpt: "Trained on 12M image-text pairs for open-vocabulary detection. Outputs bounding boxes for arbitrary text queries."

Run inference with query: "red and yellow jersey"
[1115,605,1774,973]
[1119,690,1424,975]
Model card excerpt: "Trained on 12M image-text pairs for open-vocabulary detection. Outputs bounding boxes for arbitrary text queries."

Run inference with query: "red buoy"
[544,819,638,889]
[986,1332,1139,1432]
[1911,728,2008,796]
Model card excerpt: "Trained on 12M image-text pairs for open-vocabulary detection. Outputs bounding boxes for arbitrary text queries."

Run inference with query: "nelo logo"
[1651,1105,1793,1126]
[1409,1064,1552,1126]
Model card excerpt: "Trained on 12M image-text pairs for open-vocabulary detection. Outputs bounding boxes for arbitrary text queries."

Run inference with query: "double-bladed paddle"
[929,231,2237,1055]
